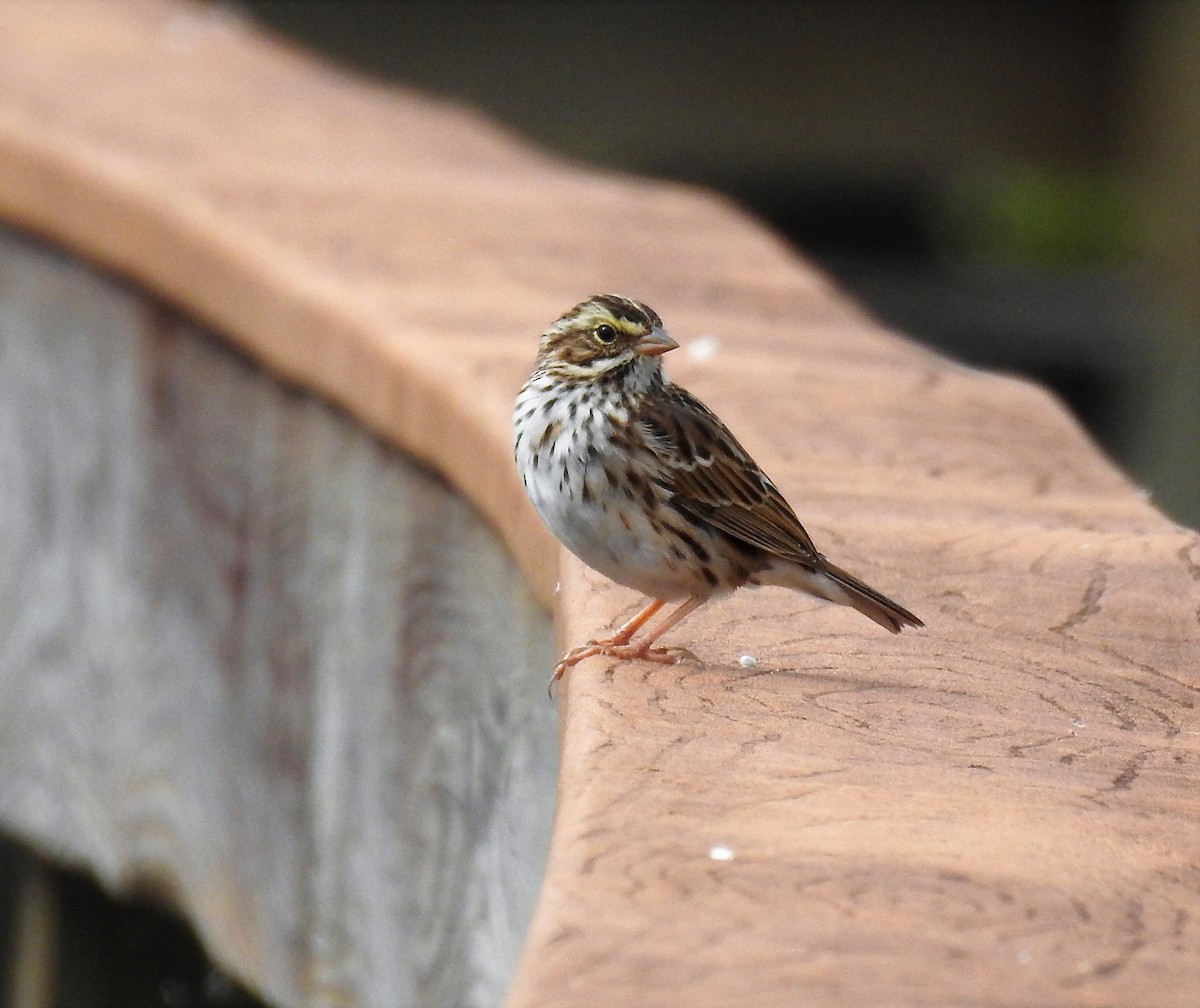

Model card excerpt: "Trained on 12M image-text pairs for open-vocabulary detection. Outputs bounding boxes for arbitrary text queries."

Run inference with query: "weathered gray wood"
[0,227,557,1008]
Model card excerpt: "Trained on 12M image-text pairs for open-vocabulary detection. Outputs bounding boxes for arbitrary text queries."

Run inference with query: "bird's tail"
[821,560,923,633]
[756,557,923,633]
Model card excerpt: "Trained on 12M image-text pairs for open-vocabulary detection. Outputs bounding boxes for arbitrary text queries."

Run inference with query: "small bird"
[513,295,922,682]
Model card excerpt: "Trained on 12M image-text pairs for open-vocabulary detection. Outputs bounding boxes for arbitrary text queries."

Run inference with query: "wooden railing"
[1,3,1197,1007]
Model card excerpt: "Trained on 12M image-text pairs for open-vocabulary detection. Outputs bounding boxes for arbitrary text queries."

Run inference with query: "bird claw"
[550,640,696,689]
[647,645,700,665]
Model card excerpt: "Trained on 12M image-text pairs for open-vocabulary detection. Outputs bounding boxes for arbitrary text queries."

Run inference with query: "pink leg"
[552,595,707,682]
[604,597,667,646]
[627,595,706,652]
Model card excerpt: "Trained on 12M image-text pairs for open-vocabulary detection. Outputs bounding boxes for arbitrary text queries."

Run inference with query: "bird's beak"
[635,326,678,357]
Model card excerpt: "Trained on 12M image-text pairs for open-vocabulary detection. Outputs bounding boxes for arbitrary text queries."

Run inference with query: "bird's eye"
[594,324,617,345]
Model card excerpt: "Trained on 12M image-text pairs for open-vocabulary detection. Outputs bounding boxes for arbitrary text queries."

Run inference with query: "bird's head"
[536,295,677,380]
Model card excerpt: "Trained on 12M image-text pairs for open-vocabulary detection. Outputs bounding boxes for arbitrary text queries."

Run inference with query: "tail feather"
[755,556,923,632]
[821,560,923,633]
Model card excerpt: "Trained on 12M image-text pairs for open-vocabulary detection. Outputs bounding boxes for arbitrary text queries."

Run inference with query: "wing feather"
[638,385,822,566]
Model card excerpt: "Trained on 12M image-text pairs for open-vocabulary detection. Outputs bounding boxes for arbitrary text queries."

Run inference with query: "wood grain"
[0,2,1195,1007]
[0,229,556,1008]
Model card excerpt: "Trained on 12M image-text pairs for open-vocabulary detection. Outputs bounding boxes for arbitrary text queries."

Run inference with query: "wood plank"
[0,2,1195,1007]
[0,228,556,1008]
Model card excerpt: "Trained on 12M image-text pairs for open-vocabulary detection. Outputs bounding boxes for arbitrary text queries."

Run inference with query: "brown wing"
[637,383,823,567]
[636,382,924,632]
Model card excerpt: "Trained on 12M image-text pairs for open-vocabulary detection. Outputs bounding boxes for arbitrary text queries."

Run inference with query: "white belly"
[514,377,712,601]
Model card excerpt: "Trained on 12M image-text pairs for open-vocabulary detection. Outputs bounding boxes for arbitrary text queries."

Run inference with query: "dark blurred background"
[240,0,1200,529]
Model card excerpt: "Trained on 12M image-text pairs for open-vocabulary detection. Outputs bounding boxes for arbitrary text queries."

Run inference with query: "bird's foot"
[550,640,695,686]
[647,644,700,665]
